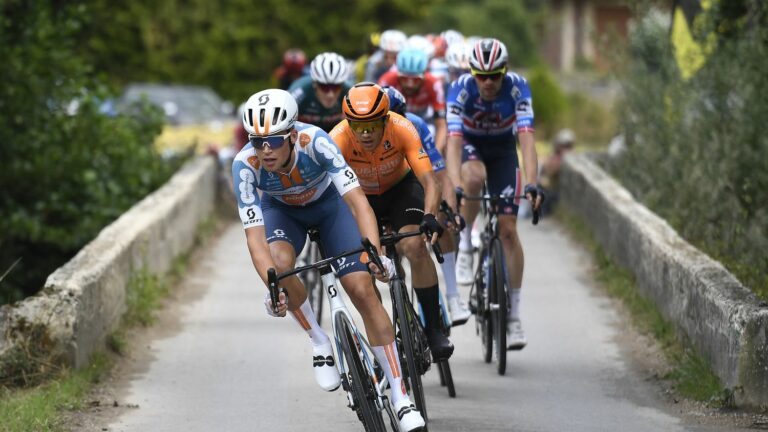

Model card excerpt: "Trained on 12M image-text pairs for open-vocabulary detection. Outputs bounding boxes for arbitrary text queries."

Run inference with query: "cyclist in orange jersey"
[330,82,454,360]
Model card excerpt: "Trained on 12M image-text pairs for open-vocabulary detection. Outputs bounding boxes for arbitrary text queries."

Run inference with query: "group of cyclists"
[232,29,544,431]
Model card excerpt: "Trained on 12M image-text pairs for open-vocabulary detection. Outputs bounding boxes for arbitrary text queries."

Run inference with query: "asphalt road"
[103,220,741,432]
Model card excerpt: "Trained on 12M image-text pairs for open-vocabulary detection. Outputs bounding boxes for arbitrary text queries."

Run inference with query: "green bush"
[527,65,567,139]
[609,6,768,298]
[0,2,178,304]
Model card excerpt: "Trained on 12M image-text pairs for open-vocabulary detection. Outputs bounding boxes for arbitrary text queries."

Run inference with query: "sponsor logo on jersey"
[449,105,462,115]
[516,100,530,113]
[299,133,311,147]
[457,89,468,104]
[282,188,318,205]
[383,140,393,151]
[247,156,260,169]
[511,85,522,100]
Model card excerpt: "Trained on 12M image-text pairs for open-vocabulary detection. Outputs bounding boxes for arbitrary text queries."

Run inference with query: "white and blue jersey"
[446,72,534,145]
[406,112,445,173]
[232,122,359,229]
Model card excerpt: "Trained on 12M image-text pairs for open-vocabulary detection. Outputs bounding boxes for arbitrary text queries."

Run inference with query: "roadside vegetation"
[0,216,219,432]
[607,1,768,298]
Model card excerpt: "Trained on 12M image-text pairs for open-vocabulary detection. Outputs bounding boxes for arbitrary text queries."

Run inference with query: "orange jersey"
[330,112,433,195]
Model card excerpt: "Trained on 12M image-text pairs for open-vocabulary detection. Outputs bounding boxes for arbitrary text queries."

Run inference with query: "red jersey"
[378,70,446,121]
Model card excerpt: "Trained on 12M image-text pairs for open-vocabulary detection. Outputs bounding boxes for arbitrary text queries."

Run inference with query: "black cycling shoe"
[426,327,454,361]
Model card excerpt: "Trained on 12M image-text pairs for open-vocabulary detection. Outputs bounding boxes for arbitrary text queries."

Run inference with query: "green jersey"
[288,76,351,133]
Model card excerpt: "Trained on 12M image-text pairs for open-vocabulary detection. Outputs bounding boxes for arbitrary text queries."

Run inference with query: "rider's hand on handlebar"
[264,290,288,317]
[420,213,443,244]
[524,184,545,211]
[367,255,395,283]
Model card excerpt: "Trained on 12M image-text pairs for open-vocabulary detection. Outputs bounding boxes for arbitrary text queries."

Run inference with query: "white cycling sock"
[459,229,473,252]
[371,342,409,405]
[290,298,329,346]
[508,288,521,320]
[440,252,459,299]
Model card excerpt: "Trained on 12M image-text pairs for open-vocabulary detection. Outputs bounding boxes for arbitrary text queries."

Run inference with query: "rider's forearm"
[446,135,463,190]
[434,118,447,156]
[419,172,441,216]
[342,188,382,252]
[519,131,538,185]
[245,227,277,285]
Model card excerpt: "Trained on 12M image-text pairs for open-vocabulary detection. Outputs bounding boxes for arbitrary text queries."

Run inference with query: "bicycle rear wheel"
[490,237,508,375]
[392,280,429,425]
[336,313,386,431]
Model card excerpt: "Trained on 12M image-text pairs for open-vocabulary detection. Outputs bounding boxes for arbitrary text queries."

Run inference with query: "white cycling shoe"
[447,296,471,326]
[394,399,425,432]
[456,249,474,285]
[506,319,528,351]
[312,341,341,391]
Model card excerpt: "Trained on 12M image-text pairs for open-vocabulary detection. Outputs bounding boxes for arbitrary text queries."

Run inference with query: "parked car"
[118,83,237,155]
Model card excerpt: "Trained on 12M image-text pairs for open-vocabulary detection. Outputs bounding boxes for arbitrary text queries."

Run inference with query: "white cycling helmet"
[469,38,508,72]
[445,42,471,70]
[406,34,435,58]
[441,29,464,47]
[241,89,298,136]
[379,29,407,52]
[310,52,349,84]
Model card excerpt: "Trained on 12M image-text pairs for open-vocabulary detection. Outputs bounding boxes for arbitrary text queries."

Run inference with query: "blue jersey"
[232,122,359,229]
[446,72,534,145]
[406,112,445,172]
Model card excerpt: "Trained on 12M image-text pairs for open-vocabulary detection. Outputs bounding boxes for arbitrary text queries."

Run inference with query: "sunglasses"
[471,68,506,82]
[398,75,423,86]
[348,119,385,134]
[316,83,342,93]
[248,131,291,150]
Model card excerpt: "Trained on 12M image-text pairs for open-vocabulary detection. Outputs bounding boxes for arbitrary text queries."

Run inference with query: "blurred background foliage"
[0,0,617,304]
[609,0,767,298]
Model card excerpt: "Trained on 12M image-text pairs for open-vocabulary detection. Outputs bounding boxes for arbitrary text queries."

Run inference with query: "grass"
[0,354,111,432]
[0,215,220,431]
[556,207,733,407]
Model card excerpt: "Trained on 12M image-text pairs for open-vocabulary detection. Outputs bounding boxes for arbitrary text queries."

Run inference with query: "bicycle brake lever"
[431,241,445,264]
[361,238,384,275]
[267,268,281,315]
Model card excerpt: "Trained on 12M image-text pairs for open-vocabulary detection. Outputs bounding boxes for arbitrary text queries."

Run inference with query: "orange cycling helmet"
[342,82,390,121]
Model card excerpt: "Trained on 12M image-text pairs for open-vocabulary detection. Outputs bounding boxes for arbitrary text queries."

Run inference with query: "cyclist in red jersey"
[378,47,447,157]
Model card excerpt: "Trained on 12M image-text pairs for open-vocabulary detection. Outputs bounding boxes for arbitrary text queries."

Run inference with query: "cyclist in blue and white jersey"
[445,39,544,350]
[232,89,425,431]
[382,86,472,326]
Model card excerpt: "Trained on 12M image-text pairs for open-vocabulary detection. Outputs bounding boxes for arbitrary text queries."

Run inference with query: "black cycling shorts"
[366,171,425,232]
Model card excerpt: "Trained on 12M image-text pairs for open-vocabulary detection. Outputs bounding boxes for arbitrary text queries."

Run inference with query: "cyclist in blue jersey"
[445,39,544,350]
[232,89,425,431]
[382,85,471,326]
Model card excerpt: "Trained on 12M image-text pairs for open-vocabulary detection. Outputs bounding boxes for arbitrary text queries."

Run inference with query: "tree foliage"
[0,1,179,304]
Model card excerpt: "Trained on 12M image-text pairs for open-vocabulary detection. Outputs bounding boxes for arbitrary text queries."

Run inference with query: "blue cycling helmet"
[382,85,406,115]
[396,47,429,76]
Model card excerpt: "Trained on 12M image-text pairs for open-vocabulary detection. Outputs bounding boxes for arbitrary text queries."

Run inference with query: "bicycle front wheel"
[490,237,508,375]
[478,250,493,364]
[392,280,429,425]
[336,313,386,431]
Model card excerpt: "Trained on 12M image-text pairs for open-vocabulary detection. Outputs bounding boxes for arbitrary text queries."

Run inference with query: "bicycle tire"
[478,250,493,364]
[336,313,386,431]
[490,237,508,375]
[392,279,429,425]
[437,361,456,398]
